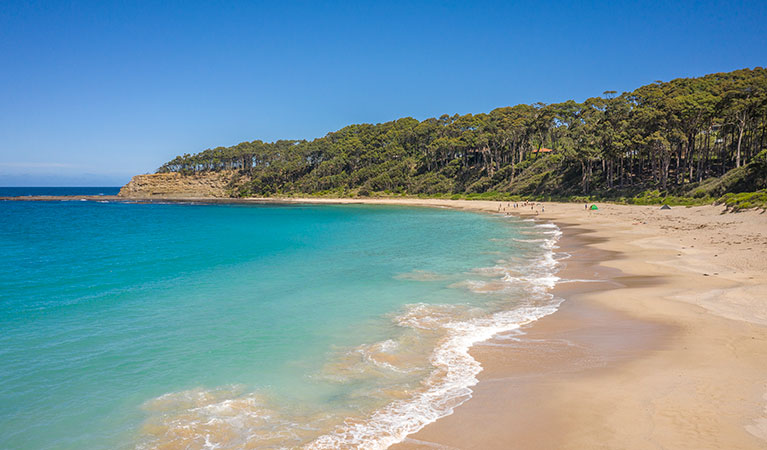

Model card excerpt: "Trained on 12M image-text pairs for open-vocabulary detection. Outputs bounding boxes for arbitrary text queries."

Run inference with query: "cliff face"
[118,171,244,198]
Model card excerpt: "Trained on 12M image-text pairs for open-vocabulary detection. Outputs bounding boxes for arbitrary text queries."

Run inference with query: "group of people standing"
[497,201,545,215]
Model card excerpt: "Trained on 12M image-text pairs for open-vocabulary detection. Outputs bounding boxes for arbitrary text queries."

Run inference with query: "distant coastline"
[142,67,767,209]
[4,1,766,448]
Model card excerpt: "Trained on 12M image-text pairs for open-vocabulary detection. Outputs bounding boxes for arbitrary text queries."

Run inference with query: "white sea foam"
[512,237,549,243]
[137,387,312,450]
[306,222,564,449]
[352,339,421,374]
[138,221,565,450]
[306,305,558,450]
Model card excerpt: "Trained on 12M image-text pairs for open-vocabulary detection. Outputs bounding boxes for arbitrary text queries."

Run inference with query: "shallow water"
[0,201,560,449]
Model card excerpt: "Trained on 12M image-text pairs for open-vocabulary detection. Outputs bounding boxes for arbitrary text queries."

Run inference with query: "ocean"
[0,199,562,449]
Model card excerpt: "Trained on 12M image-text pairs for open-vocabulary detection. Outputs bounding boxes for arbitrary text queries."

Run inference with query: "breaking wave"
[306,220,563,449]
[137,219,563,450]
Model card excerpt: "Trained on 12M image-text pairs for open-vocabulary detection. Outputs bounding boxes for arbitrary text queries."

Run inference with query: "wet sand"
[262,199,767,449]
[384,202,766,450]
[9,195,767,448]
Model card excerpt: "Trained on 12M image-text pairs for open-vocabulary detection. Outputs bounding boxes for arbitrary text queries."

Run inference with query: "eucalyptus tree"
[155,67,767,197]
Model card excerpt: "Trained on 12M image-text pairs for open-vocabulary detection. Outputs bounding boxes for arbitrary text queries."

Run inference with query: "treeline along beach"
[156,68,767,204]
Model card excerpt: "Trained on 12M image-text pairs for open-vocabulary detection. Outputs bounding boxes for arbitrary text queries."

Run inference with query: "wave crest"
[137,221,564,450]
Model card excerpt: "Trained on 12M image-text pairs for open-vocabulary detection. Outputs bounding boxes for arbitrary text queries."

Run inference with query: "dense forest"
[158,68,767,202]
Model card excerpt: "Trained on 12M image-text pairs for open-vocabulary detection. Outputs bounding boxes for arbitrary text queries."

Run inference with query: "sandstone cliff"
[118,171,244,198]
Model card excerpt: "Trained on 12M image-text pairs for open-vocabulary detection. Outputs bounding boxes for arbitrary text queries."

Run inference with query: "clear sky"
[1,0,766,186]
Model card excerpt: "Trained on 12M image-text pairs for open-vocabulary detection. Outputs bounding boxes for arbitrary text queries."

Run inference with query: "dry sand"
[257,198,767,449]
[10,195,767,448]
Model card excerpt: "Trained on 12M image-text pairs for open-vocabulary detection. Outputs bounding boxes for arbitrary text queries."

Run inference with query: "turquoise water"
[0,200,560,449]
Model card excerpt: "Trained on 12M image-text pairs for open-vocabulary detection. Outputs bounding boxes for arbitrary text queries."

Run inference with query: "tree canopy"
[158,67,767,198]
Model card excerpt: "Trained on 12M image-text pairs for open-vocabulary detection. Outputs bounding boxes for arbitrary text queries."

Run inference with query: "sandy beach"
[8,195,767,448]
[240,198,767,449]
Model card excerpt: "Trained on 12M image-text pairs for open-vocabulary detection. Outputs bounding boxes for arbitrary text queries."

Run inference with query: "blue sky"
[1,0,766,186]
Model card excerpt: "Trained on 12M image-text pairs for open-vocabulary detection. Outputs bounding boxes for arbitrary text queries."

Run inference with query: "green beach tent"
[590,204,599,210]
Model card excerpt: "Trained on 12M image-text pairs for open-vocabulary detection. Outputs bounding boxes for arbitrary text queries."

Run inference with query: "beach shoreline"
[253,198,767,449]
[7,195,767,448]
[378,200,766,450]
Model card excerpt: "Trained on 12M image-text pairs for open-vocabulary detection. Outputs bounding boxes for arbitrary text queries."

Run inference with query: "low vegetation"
[718,190,767,211]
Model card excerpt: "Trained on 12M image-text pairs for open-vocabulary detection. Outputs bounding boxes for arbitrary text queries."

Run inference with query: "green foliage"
[628,190,666,205]
[717,190,767,211]
[622,189,712,206]
[686,149,767,198]
[157,68,767,202]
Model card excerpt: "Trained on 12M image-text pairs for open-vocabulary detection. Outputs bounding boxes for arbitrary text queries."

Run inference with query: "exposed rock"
[118,171,244,198]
